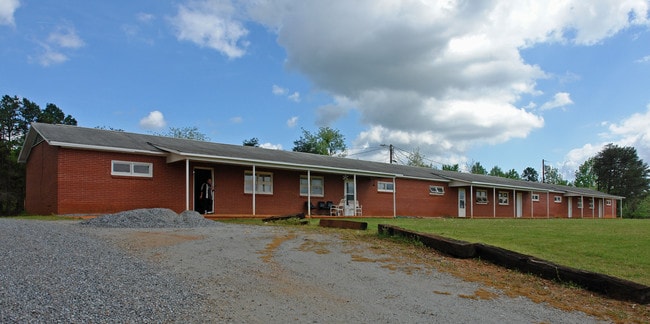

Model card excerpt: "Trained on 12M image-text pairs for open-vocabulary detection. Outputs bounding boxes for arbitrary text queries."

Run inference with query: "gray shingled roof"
[19,123,622,199]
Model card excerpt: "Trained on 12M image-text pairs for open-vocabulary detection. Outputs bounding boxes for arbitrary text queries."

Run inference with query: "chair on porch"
[354,200,362,216]
[330,199,345,216]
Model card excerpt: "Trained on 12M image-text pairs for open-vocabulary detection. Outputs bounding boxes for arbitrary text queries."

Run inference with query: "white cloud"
[243,1,648,161]
[286,116,298,127]
[170,0,249,59]
[561,104,650,179]
[139,110,167,130]
[272,84,287,95]
[34,25,84,66]
[230,116,243,123]
[287,91,300,102]
[260,143,283,150]
[0,0,19,26]
[47,26,84,48]
[540,92,574,111]
[636,55,650,63]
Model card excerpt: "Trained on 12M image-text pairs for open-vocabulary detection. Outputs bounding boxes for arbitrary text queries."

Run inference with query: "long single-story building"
[18,123,622,218]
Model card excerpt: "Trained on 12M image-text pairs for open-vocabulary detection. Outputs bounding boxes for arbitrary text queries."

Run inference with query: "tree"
[37,103,77,125]
[0,95,77,215]
[489,166,505,177]
[574,157,597,189]
[442,164,460,171]
[521,167,539,182]
[468,161,487,175]
[406,147,432,168]
[543,165,568,185]
[156,126,208,141]
[593,144,650,217]
[292,127,346,156]
[242,137,260,147]
[503,168,520,180]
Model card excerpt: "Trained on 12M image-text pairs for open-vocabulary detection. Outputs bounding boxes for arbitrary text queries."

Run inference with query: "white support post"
[186,159,190,211]
[252,165,256,216]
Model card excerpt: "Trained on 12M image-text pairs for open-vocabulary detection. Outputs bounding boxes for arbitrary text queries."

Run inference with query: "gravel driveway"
[0,218,606,323]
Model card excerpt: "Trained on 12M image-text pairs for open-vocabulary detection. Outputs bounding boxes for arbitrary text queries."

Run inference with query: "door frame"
[194,167,214,213]
[458,188,466,218]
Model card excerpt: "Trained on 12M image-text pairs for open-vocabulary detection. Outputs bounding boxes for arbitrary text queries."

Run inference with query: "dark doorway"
[194,168,213,213]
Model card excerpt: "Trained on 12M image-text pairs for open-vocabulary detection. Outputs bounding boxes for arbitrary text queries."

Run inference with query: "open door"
[194,168,214,213]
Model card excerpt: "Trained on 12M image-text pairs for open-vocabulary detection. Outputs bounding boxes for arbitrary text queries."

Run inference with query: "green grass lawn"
[339,218,650,286]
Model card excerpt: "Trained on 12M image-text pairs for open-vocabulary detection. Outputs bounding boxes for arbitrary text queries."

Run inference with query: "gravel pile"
[79,208,219,228]
[0,219,207,323]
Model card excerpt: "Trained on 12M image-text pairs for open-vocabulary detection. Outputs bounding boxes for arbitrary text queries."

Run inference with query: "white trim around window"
[429,185,444,195]
[554,196,562,203]
[531,194,540,201]
[111,160,153,177]
[476,190,488,204]
[300,175,324,197]
[498,191,509,205]
[377,181,394,193]
[244,171,273,194]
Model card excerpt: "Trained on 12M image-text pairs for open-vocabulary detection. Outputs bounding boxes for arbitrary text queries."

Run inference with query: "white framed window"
[589,198,594,209]
[244,171,273,194]
[111,160,152,177]
[476,190,488,204]
[429,185,445,195]
[606,199,612,206]
[498,192,509,205]
[300,176,324,197]
[554,196,562,203]
[377,181,394,193]
[531,194,540,201]
[577,198,583,209]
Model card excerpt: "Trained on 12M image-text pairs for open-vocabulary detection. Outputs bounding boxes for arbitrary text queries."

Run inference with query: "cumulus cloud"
[540,92,574,111]
[0,0,19,26]
[170,0,249,59]
[286,116,298,127]
[636,55,650,63]
[34,25,84,66]
[241,0,647,161]
[260,142,283,150]
[272,84,300,102]
[139,110,167,130]
[561,104,650,179]
[230,116,243,123]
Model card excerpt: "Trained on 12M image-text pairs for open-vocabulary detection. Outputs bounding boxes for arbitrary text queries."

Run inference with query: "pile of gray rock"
[79,208,219,228]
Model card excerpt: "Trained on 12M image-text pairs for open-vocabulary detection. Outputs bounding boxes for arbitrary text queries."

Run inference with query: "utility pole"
[381,144,395,164]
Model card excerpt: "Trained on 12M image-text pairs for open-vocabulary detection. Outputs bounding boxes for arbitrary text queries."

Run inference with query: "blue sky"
[2,0,650,180]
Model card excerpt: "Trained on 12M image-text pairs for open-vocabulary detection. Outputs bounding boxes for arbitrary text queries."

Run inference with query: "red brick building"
[19,123,622,218]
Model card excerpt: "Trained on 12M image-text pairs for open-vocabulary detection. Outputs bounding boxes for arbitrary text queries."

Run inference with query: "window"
[429,185,444,195]
[554,196,562,203]
[111,160,152,177]
[498,192,509,205]
[476,190,488,204]
[577,198,583,209]
[589,198,594,209]
[531,194,540,201]
[377,181,394,192]
[300,176,324,197]
[244,171,273,194]
[606,199,612,206]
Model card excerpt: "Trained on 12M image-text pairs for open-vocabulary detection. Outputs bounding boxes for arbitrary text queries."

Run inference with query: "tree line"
[2,95,648,218]
[0,95,77,215]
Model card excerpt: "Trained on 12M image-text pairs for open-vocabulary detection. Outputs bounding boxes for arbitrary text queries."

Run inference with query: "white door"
[344,179,355,216]
[516,193,523,218]
[458,188,466,218]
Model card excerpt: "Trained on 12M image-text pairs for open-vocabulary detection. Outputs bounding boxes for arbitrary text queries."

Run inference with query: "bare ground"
[85,222,650,323]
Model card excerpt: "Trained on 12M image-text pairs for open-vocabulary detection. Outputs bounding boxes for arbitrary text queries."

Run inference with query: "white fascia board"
[448,179,561,193]
[166,151,401,178]
[49,141,165,156]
